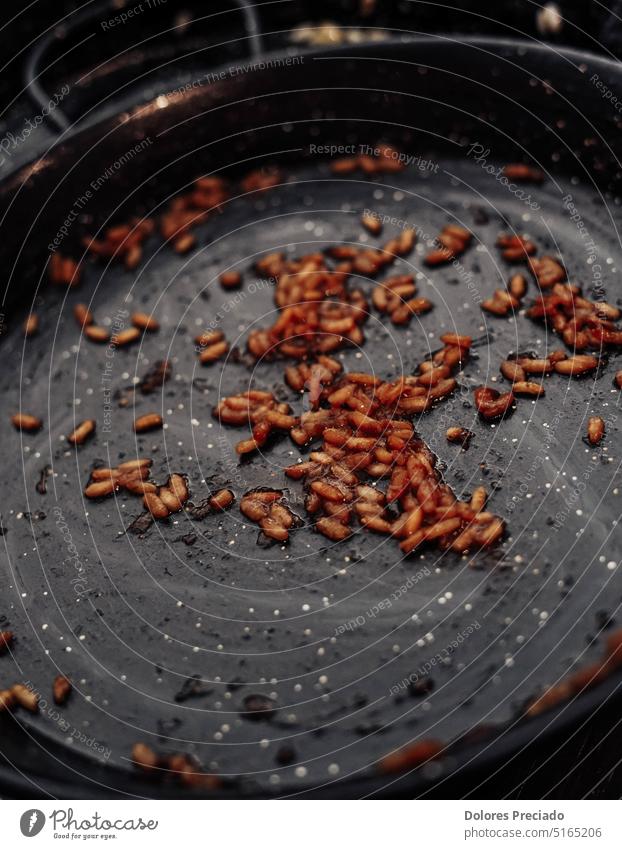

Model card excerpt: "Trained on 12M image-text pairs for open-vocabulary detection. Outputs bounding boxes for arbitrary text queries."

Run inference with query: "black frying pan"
[0,35,621,799]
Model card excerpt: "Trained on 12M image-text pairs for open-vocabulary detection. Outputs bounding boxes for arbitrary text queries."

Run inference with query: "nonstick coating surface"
[0,39,621,797]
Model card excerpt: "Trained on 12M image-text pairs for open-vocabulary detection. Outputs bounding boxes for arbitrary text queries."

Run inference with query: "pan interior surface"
[0,42,621,796]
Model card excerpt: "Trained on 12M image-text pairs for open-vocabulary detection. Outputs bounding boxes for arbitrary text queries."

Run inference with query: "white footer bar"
[3,799,621,848]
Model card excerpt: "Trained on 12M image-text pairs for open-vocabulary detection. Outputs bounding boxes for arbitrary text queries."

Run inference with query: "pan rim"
[2,34,622,183]
[1,33,621,800]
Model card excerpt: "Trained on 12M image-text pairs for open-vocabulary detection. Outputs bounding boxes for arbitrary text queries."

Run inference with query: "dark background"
[2,0,622,133]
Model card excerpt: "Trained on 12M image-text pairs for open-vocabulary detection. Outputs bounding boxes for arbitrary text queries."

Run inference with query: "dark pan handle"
[24,0,264,135]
